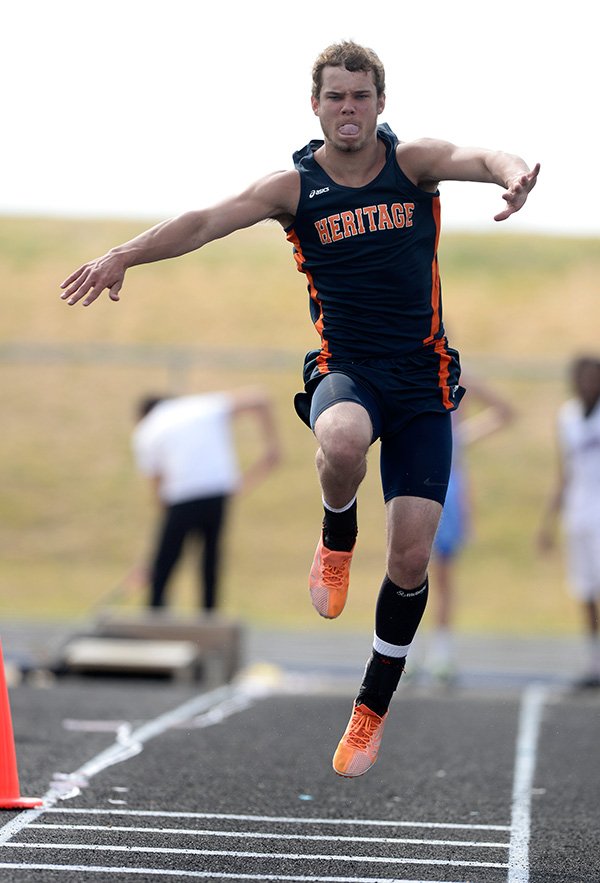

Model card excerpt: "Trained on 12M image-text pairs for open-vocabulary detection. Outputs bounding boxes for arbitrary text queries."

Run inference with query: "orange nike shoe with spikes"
[332,702,387,778]
[309,535,354,619]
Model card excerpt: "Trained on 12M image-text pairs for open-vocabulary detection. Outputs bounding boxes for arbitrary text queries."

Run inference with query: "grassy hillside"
[1,215,599,636]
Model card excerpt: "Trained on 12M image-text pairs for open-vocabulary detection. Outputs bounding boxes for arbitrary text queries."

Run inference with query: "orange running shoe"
[309,535,354,619]
[332,702,388,778]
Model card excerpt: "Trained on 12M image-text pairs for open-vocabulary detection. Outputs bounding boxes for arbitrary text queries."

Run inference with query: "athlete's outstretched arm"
[60,170,298,307]
[397,138,540,222]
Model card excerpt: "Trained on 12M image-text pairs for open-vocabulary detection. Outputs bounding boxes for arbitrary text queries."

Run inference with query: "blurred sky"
[3,0,597,235]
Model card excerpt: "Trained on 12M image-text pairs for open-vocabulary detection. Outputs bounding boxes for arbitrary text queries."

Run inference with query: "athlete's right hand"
[494,163,541,222]
[60,252,127,306]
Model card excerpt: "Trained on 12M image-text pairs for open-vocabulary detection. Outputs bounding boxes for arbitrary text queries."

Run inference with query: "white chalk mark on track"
[0,680,262,846]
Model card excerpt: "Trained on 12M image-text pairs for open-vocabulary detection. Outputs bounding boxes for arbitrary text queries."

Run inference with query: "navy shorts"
[293,349,463,505]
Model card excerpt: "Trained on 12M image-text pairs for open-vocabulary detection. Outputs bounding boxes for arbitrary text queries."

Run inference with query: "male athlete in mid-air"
[61,41,539,777]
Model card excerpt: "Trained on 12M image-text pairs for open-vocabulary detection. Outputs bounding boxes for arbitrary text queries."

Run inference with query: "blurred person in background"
[61,41,539,776]
[538,355,600,688]
[426,375,514,682]
[133,387,280,611]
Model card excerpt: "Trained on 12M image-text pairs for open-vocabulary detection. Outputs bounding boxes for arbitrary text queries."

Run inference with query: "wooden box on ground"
[60,637,199,682]
[56,611,243,685]
[94,610,243,684]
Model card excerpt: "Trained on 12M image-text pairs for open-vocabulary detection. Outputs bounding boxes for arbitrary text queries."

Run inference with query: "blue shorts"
[432,467,468,557]
[294,359,460,505]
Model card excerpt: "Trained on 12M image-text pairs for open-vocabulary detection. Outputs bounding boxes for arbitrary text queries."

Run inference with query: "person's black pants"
[149,495,229,610]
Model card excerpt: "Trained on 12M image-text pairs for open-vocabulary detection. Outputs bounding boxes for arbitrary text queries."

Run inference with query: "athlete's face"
[311,66,385,153]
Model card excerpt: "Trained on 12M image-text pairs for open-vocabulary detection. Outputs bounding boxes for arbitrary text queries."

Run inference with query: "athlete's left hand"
[494,163,540,222]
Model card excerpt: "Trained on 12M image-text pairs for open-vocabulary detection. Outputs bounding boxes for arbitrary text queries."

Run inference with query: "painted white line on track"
[29,821,510,849]
[6,840,509,869]
[43,806,511,831]
[62,719,132,733]
[0,680,263,846]
[507,683,549,883]
[0,865,469,883]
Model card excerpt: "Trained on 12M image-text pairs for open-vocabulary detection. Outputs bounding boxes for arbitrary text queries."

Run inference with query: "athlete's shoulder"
[255,168,299,192]
[394,137,453,190]
[395,136,456,165]
[247,168,300,223]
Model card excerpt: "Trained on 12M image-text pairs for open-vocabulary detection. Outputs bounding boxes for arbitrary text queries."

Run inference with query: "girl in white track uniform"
[539,356,600,688]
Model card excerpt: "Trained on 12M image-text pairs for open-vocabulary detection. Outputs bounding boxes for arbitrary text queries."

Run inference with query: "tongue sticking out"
[339,125,359,136]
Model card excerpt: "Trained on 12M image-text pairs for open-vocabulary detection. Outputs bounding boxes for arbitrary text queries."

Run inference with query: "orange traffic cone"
[0,641,43,809]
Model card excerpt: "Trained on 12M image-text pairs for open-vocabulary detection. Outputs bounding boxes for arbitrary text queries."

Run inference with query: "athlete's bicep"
[397,139,495,187]
[201,171,300,242]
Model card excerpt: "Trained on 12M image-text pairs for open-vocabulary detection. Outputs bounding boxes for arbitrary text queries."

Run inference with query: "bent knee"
[387,544,432,588]
[316,406,372,468]
[318,433,369,474]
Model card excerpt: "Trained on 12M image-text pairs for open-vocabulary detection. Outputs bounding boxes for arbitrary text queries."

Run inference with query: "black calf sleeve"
[356,577,428,716]
[357,650,405,717]
[322,499,357,552]
[375,574,429,649]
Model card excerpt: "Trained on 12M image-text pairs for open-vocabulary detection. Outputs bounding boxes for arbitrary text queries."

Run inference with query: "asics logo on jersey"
[309,187,330,198]
[314,202,415,244]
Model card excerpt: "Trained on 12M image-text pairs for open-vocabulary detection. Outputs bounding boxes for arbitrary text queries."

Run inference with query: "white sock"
[373,632,411,658]
[322,495,357,514]
[429,628,454,668]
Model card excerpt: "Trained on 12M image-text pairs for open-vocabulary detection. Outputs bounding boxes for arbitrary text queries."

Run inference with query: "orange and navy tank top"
[286,123,445,364]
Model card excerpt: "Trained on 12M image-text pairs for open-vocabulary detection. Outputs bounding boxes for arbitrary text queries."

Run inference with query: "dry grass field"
[1,214,599,636]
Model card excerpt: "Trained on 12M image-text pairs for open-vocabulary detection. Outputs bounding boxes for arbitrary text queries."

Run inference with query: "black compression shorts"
[294,359,461,505]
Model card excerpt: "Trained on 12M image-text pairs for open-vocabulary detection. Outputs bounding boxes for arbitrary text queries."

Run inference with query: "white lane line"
[507,684,549,883]
[0,864,469,882]
[4,841,509,869]
[29,820,509,848]
[0,681,262,846]
[29,822,510,849]
[43,807,511,831]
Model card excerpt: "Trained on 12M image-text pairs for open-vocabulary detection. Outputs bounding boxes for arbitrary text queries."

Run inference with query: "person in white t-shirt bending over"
[538,356,600,688]
[133,387,281,611]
